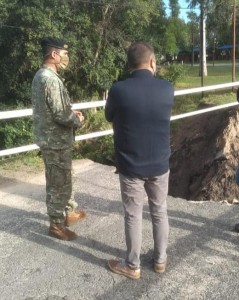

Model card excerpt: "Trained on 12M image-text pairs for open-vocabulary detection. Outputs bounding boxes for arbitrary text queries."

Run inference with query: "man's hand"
[74,111,84,122]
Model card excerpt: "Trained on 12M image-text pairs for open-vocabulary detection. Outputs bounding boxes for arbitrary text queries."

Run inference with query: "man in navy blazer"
[105,42,174,279]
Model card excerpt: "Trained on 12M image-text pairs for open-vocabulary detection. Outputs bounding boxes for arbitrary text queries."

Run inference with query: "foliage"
[186,0,239,47]
[158,63,186,84]
[0,151,44,175]
[207,0,239,46]
[0,0,168,105]
[186,11,200,49]
[0,0,168,150]
[0,117,33,150]
[0,0,237,161]
[172,94,202,115]
[73,109,114,164]
[0,0,236,108]
[74,135,114,164]
[78,109,111,133]
[169,0,180,18]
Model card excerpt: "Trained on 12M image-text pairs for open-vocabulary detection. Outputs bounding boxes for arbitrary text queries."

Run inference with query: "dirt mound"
[169,106,239,201]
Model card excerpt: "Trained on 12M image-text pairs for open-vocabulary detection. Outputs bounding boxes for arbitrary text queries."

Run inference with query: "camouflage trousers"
[41,148,78,224]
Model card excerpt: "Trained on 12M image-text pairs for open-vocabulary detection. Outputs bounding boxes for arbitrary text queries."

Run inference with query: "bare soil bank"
[169,106,239,202]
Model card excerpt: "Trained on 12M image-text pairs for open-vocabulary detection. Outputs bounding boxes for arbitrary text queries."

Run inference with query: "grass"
[0,151,44,173]
[173,62,238,115]
[176,62,238,88]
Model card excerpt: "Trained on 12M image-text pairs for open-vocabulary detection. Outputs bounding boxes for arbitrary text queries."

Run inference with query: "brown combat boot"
[65,210,86,227]
[49,223,77,241]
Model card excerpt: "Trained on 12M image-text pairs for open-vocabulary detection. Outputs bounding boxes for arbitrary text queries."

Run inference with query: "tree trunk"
[93,4,111,66]
[199,3,207,78]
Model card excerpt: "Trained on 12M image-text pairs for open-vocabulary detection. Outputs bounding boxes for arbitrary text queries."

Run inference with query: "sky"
[164,0,200,22]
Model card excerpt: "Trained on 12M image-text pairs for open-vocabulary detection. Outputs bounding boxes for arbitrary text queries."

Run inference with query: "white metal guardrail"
[0,82,239,157]
[0,101,106,120]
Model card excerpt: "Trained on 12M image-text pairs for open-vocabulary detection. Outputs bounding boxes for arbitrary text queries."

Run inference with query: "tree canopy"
[0,0,238,107]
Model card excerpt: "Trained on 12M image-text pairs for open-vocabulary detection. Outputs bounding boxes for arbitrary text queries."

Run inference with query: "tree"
[187,0,212,77]
[164,18,190,56]
[0,0,167,106]
[207,0,239,46]
[187,11,200,65]
[169,0,180,18]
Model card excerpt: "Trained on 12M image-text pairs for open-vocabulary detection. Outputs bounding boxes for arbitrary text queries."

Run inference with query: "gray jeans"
[119,171,169,268]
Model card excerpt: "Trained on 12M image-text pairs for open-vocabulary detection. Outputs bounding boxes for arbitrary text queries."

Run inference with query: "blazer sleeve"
[105,86,115,122]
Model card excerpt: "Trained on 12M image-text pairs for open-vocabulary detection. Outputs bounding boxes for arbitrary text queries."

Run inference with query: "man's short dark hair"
[127,42,154,69]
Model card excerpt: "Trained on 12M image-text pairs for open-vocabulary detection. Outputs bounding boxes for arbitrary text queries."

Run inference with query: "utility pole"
[200,3,204,88]
[212,36,216,67]
[199,2,207,88]
[232,0,236,84]
[200,2,207,98]
[191,26,194,66]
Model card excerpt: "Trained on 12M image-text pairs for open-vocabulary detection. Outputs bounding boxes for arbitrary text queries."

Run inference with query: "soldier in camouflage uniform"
[31,37,86,241]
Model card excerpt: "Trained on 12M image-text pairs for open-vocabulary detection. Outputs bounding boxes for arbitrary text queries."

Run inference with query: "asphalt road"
[0,159,238,300]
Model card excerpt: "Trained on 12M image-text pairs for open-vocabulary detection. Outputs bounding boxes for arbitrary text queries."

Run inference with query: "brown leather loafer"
[49,223,77,240]
[65,210,86,226]
[108,259,140,280]
[154,259,167,273]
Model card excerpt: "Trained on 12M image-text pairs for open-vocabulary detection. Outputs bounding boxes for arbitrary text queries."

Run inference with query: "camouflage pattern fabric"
[69,168,78,212]
[31,65,81,149]
[31,65,82,224]
[41,148,77,224]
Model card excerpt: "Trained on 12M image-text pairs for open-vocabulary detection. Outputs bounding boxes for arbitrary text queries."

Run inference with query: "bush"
[73,109,115,164]
[158,64,186,84]
[0,117,33,150]
[77,108,111,133]
[74,135,114,164]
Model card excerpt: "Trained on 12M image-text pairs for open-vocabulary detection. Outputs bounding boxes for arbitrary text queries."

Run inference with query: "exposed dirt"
[169,106,239,202]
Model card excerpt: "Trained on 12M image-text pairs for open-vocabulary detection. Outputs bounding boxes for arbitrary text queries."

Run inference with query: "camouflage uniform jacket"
[31,65,81,149]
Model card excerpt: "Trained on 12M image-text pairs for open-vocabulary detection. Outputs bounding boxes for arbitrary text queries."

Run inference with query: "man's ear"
[51,50,58,59]
[149,55,155,68]
[150,57,155,71]
[150,59,154,69]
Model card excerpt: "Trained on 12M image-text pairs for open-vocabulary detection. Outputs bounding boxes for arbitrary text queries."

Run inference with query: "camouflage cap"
[41,37,68,50]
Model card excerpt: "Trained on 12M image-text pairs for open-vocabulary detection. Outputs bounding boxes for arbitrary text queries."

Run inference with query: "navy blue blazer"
[105,69,174,178]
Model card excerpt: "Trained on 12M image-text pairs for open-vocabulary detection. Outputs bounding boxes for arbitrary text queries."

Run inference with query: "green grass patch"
[177,64,238,88]
[173,92,236,116]
[173,63,238,116]
[0,151,44,172]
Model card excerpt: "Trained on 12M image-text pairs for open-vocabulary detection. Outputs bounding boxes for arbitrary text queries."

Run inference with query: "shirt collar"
[130,69,154,78]
[42,64,64,81]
